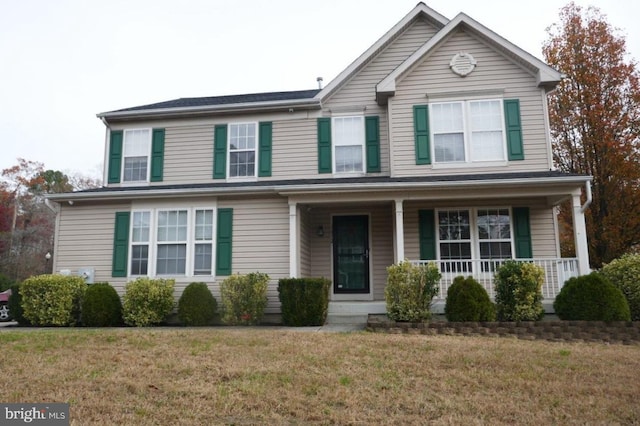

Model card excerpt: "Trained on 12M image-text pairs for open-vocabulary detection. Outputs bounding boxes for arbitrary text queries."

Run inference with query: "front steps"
[326,301,386,325]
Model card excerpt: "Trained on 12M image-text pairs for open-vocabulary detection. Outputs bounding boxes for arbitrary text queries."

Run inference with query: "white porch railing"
[411,258,580,300]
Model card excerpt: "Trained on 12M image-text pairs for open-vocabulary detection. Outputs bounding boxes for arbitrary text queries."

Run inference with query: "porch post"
[571,192,591,275]
[289,202,299,278]
[394,199,405,262]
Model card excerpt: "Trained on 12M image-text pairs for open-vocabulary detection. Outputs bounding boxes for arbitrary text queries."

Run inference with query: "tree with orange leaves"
[543,2,640,268]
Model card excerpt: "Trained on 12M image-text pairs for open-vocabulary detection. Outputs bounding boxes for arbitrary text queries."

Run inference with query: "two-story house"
[48,3,591,318]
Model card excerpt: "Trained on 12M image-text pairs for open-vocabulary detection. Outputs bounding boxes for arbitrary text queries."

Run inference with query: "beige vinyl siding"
[402,199,558,260]
[271,118,319,180]
[308,203,394,301]
[391,29,552,176]
[54,202,130,292]
[218,195,290,313]
[163,125,214,184]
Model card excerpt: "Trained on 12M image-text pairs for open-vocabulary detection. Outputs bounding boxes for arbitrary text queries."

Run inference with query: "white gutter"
[581,180,592,213]
[44,197,59,213]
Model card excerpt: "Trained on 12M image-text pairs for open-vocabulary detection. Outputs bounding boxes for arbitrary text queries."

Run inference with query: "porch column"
[571,192,591,275]
[394,199,405,262]
[289,202,299,278]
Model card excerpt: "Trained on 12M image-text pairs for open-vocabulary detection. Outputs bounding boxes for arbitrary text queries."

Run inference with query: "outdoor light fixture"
[45,252,51,262]
[316,226,324,237]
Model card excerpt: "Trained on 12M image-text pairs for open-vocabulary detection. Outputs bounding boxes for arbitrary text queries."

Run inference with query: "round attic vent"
[450,52,477,77]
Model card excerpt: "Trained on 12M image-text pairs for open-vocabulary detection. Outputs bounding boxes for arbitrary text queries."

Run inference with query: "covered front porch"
[278,173,591,312]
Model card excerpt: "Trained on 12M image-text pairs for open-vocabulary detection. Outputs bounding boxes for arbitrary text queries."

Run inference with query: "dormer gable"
[376,12,562,105]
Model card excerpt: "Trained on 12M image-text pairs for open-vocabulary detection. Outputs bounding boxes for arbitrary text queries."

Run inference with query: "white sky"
[1,0,638,179]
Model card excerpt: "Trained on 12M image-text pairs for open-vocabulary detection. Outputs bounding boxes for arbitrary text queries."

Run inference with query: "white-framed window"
[333,116,365,173]
[123,129,151,182]
[129,206,215,277]
[437,208,514,270]
[228,123,257,178]
[431,99,506,164]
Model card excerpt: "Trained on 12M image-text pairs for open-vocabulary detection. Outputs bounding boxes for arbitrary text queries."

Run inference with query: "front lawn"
[0,328,638,424]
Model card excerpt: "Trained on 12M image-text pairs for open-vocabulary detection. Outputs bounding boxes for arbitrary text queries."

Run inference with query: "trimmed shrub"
[445,276,496,322]
[554,273,630,321]
[81,283,123,327]
[601,253,640,321]
[122,277,175,327]
[220,272,269,325]
[385,260,441,322]
[20,274,87,326]
[278,278,331,326]
[494,261,545,321]
[178,282,217,326]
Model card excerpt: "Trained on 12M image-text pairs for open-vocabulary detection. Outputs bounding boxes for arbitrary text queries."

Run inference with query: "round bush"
[445,276,496,322]
[220,273,268,325]
[81,283,123,327]
[122,277,175,327]
[601,253,640,321]
[554,273,630,321]
[178,282,217,326]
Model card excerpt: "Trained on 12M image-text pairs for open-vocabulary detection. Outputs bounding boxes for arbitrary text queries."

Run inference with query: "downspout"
[580,180,592,213]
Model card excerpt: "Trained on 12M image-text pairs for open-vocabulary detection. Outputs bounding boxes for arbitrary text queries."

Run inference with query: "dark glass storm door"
[332,215,370,294]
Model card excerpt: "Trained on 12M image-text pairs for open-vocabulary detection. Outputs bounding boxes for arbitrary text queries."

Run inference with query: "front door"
[333,215,370,294]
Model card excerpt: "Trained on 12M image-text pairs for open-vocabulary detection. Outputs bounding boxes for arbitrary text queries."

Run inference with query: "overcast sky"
[1,0,638,180]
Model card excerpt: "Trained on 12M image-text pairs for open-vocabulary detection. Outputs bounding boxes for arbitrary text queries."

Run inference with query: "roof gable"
[314,2,449,102]
[376,13,562,104]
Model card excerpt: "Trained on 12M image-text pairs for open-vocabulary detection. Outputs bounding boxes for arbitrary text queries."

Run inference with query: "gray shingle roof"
[72,171,588,194]
[110,89,320,113]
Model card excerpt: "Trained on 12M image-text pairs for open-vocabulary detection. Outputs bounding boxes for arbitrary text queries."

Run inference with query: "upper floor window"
[229,123,257,178]
[123,129,151,182]
[431,99,506,164]
[333,116,365,173]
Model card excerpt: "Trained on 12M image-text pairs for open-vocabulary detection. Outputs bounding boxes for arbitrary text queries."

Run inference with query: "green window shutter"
[418,209,436,260]
[112,211,130,277]
[216,208,233,275]
[258,122,272,177]
[317,118,332,174]
[150,128,165,182]
[213,125,228,179]
[504,99,524,161]
[108,130,123,184]
[413,105,431,165]
[513,207,533,258]
[365,116,381,173]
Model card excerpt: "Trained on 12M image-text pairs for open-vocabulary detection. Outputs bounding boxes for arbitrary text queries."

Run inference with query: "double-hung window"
[228,123,257,178]
[129,207,215,277]
[131,211,151,275]
[333,116,365,173]
[431,99,506,164]
[123,129,151,182]
[437,208,514,272]
[156,210,188,275]
[194,209,214,275]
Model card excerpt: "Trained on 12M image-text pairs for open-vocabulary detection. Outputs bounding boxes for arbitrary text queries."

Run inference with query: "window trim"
[127,203,217,278]
[227,121,259,181]
[430,98,508,167]
[435,207,515,261]
[331,115,366,176]
[121,128,152,184]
